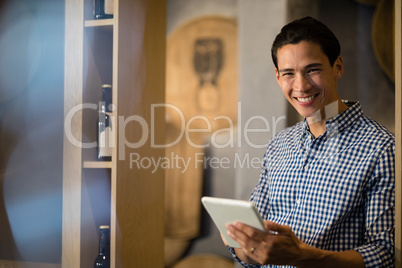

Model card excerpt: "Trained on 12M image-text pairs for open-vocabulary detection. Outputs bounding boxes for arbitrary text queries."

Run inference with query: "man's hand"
[225,220,365,268]
[226,220,304,266]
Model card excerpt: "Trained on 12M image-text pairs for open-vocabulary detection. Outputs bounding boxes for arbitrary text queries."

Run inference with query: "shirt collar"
[302,100,363,138]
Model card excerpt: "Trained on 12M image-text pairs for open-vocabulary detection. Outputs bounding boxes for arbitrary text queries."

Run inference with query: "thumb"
[264,220,287,234]
[220,233,229,247]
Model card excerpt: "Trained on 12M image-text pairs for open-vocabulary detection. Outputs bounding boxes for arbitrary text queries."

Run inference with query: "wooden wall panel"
[395,0,401,266]
[115,0,166,267]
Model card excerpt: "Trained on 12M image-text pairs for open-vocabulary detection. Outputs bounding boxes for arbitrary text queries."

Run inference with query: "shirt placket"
[292,132,323,240]
[287,131,314,227]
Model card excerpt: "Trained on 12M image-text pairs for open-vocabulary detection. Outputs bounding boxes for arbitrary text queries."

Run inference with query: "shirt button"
[296,199,301,205]
[304,165,309,171]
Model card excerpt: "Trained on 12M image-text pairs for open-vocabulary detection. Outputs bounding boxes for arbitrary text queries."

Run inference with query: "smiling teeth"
[297,95,315,102]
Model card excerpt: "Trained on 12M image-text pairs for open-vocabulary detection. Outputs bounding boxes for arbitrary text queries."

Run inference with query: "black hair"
[271,16,341,69]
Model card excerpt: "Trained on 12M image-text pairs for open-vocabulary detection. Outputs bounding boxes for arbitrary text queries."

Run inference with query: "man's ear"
[334,56,344,79]
[274,68,280,83]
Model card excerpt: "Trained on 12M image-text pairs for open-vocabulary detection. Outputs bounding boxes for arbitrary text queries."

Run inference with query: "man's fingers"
[220,233,229,247]
[226,223,262,258]
[230,221,271,243]
[265,220,290,234]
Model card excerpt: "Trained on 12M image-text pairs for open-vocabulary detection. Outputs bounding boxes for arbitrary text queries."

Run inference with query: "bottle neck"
[98,229,110,256]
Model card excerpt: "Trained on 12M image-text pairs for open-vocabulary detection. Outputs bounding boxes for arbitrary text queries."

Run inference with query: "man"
[224,17,395,268]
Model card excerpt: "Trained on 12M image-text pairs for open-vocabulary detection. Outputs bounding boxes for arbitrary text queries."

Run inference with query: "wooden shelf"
[84,19,114,27]
[83,161,112,169]
[63,0,165,267]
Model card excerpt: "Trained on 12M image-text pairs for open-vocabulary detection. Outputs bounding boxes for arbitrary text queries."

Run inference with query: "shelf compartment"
[83,161,112,169]
[85,19,114,29]
[82,23,114,163]
[81,168,111,267]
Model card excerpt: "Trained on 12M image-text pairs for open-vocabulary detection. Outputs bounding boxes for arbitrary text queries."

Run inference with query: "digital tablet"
[201,196,266,248]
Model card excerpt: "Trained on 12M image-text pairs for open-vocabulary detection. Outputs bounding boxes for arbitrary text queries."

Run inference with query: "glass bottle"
[94,0,114,19]
[97,84,113,161]
[94,225,110,268]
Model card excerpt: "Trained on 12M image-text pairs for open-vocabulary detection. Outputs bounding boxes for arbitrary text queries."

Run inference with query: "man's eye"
[282,72,293,76]
[308,69,320,74]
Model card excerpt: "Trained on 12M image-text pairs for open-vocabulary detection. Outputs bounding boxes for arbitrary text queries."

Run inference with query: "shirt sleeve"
[354,141,395,268]
[227,247,262,268]
[249,145,271,216]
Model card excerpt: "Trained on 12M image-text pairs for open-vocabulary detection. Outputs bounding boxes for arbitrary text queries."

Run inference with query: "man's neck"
[306,100,348,138]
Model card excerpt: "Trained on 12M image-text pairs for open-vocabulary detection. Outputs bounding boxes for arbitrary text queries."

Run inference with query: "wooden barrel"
[164,237,191,267]
[165,15,238,266]
[172,254,234,268]
[372,0,395,82]
[165,14,238,256]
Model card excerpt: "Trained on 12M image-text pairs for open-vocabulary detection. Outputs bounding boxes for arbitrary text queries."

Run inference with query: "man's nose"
[293,74,312,91]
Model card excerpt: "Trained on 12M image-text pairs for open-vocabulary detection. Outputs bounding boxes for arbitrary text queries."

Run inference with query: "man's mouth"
[295,94,318,103]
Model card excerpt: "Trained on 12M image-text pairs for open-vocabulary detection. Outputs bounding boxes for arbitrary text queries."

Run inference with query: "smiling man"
[224,17,395,268]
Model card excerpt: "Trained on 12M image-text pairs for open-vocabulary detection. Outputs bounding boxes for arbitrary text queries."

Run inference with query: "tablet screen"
[201,196,266,248]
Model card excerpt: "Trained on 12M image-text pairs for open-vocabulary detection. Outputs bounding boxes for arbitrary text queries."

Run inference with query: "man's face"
[275,41,343,118]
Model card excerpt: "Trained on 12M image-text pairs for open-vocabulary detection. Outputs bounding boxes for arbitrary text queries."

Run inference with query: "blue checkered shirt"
[230,101,395,267]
